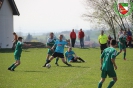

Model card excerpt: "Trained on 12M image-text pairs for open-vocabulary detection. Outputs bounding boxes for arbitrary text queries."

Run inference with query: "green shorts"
[47,49,54,55]
[118,42,126,50]
[14,55,20,60]
[101,70,117,78]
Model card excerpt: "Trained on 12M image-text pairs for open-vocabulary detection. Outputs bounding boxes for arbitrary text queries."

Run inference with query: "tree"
[83,0,132,40]
[25,33,33,42]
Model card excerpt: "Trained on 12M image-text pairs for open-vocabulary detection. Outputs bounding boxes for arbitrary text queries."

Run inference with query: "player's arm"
[51,44,56,51]
[66,39,70,46]
[23,43,31,46]
[111,50,117,70]
[111,59,117,70]
[100,50,105,70]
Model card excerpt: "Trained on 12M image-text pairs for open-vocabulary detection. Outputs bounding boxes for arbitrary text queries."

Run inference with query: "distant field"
[0,48,133,88]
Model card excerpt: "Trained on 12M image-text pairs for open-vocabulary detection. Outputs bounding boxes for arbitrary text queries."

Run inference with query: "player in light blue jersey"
[44,35,71,66]
[65,47,85,62]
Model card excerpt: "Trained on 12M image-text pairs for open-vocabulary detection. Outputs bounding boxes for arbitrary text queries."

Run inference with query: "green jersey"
[119,34,127,44]
[101,47,117,71]
[46,38,56,48]
[14,41,23,56]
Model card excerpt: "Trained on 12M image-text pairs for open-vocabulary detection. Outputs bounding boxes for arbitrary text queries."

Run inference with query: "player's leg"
[43,52,57,67]
[61,58,72,66]
[107,77,117,88]
[11,60,20,71]
[107,70,117,88]
[59,53,71,66]
[55,57,59,66]
[98,70,107,88]
[77,57,85,62]
[98,78,105,88]
[116,43,122,56]
[123,48,126,60]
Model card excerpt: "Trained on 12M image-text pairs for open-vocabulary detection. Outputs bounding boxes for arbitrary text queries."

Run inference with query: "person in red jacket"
[70,29,76,47]
[78,29,85,48]
[127,35,132,47]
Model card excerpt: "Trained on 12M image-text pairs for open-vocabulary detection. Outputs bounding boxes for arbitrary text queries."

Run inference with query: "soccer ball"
[46,63,51,68]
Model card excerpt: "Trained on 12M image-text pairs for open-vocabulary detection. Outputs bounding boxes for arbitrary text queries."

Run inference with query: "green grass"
[0,48,133,88]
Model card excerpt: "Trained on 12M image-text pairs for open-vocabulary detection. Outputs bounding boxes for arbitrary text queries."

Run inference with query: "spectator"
[127,35,132,48]
[98,30,108,54]
[70,29,76,47]
[127,28,132,36]
[78,29,85,48]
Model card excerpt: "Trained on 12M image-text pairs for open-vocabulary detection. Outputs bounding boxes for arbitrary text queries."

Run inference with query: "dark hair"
[110,39,116,45]
[18,37,23,40]
[13,32,16,34]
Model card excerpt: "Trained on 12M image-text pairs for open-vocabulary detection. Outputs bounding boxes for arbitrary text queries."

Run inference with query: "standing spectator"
[78,29,85,48]
[108,35,112,47]
[127,35,132,48]
[12,32,18,50]
[127,28,132,36]
[70,29,76,47]
[98,30,108,54]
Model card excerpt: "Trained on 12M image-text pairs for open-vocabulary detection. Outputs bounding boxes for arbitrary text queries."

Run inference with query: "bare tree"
[83,0,132,39]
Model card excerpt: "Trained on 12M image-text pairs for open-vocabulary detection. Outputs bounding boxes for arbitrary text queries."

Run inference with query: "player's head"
[110,39,116,46]
[72,29,74,32]
[101,30,104,35]
[68,47,72,52]
[50,32,54,38]
[123,30,127,35]
[59,34,63,41]
[18,37,23,42]
[80,28,82,31]
[13,32,16,35]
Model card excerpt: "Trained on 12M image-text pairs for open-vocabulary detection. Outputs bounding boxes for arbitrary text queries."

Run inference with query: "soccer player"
[65,47,85,62]
[43,32,59,66]
[98,39,117,88]
[8,37,31,71]
[116,30,127,60]
[44,34,71,67]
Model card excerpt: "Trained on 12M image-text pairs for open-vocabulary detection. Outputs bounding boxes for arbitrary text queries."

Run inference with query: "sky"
[14,0,92,33]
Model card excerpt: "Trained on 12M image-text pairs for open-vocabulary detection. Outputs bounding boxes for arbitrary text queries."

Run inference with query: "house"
[0,0,19,48]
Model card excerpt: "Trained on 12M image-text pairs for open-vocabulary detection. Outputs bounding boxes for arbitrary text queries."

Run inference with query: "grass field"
[0,48,133,88]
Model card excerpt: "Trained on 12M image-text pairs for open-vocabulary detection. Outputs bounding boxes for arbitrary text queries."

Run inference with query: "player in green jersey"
[116,31,127,60]
[43,32,59,67]
[98,39,117,88]
[8,37,31,71]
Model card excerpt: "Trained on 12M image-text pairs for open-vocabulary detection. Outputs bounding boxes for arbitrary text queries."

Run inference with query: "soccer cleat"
[10,69,15,71]
[55,63,59,66]
[8,68,11,70]
[67,64,72,66]
[124,58,126,60]
[42,65,46,67]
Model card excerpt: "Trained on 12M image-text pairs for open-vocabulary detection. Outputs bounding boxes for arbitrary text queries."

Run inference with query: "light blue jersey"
[65,51,75,62]
[54,40,67,53]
